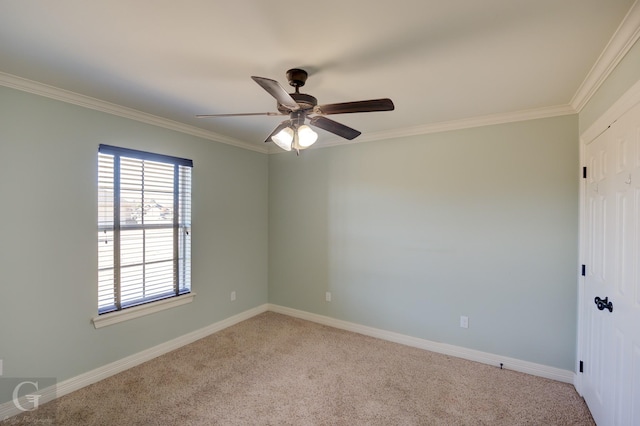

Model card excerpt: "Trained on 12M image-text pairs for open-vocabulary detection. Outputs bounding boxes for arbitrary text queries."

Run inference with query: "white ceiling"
[0,0,638,153]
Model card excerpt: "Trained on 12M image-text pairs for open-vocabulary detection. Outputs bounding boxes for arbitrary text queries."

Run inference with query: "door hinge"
[581,265,586,276]
[582,167,587,179]
[579,360,584,373]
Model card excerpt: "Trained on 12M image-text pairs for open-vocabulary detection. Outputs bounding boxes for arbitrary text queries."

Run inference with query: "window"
[97,145,192,317]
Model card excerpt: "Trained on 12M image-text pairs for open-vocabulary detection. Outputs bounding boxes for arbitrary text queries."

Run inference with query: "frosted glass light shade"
[272,127,294,151]
[297,125,318,148]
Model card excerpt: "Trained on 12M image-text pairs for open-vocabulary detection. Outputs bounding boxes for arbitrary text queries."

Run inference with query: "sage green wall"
[0,86,268,400]
[580,38,640,134]
[269,115,579,370]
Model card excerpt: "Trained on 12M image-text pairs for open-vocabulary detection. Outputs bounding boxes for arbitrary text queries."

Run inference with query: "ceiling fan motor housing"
[277,92,317,114]
[275,69,317,114]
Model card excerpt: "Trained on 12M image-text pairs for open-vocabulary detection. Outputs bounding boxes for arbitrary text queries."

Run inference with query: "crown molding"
[580,74,640,143]
[271,104,576,154]
[1,70,575,156]
[571,0,640,112]
[0,72,268,154]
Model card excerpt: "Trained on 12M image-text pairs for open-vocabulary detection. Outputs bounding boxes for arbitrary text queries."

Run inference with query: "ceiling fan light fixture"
[272,127,294,151]
[297,125,318,148]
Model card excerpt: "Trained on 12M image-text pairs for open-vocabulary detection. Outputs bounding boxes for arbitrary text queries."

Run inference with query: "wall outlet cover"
[460,316,469,329]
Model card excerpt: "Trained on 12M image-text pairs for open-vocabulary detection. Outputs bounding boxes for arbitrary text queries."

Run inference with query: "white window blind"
[98,145,192,315]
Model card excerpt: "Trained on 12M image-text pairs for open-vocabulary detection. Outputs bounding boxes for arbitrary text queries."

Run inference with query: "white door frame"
[576,77,640,395]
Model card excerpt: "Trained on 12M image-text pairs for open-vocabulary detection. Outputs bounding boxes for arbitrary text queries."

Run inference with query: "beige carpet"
[4,312,594,425]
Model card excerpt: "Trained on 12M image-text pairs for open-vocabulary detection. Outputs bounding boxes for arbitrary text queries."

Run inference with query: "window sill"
[91,293,196,329]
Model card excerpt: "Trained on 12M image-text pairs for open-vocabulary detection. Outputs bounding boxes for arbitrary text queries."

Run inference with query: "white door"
[582,101,640,425]
[583,121,616,425]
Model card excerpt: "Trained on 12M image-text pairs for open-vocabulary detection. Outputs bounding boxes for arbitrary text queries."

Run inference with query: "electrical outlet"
[460,316,469,329]
[230,291,236,301]
[325,292,332,302]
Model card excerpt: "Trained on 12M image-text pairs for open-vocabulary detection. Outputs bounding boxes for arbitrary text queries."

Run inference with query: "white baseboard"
[1,302,576,422]
[0,304,269,421]
[268,304,575,384]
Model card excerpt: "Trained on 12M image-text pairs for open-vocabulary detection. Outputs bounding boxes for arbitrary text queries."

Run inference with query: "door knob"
[594,296,613,313]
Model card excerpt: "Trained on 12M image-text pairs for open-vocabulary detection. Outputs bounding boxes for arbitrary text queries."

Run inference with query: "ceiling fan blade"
[309,116,362,140]
[196,112,284,118]
[264,121,292,143]
[315,98,394,115]
[251,76,300,111]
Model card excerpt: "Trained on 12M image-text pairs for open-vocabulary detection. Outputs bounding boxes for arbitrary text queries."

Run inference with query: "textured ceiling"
[0,0,637,152]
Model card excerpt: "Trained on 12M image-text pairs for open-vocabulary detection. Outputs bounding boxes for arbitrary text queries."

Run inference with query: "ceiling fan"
[197,68,394,153]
